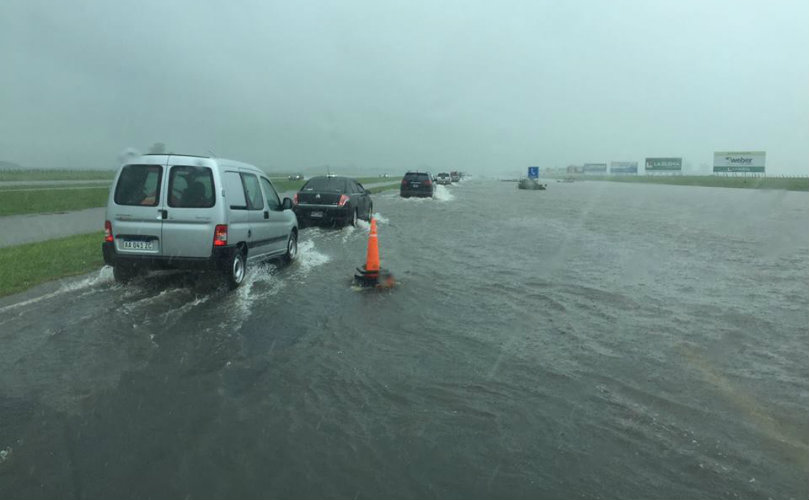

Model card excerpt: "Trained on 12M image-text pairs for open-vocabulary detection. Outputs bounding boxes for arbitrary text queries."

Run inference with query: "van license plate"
[310,211,323,218]
[122,240,154,250]
[412,183,420,187]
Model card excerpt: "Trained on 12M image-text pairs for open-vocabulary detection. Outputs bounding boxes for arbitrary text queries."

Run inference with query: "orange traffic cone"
[365,218,380,273]
[353,217,395,288]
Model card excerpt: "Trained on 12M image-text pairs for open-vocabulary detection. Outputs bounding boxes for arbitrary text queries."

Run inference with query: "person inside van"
[140,183,157,205]
[118,166,158,206]
[181,180,207,207]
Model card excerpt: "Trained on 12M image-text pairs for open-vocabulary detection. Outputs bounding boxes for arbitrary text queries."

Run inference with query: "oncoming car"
[292,175,373,227]
[102,154,298,289]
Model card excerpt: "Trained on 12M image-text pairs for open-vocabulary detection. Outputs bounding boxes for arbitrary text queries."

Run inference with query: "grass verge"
[0,187,110,216]
[270,177,401,193]
[572,175,808,191]
[0,182,111,192]
[0,169,115,182]
[367,182,402,194]
[0,232,104,297]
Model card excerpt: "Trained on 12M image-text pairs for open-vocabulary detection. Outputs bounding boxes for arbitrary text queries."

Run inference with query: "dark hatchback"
[293,176,373,227]
[400,171,434,198]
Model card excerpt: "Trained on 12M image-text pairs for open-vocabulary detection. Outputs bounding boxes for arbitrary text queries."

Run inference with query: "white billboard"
[713,151,766,173]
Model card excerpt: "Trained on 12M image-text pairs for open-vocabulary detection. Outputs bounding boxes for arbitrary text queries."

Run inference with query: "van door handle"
[264,211,269,219]
[158,209,167,219]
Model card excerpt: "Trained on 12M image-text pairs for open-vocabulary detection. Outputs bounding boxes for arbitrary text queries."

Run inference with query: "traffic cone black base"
[353,266,395,289]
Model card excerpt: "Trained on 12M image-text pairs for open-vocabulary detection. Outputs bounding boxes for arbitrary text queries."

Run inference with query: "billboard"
[645,157,682,171]
[582,163,607,174]
[713,151,765,173]
[609,161,638,174]
[528,166,539,179]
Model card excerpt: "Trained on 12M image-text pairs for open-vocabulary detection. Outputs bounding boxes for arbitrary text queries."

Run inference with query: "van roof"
[142,153,209,158]
[127,154,263,173]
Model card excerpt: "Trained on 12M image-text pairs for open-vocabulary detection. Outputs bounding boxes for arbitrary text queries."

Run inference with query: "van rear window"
[114,165,162,206]
[168,166,215,208]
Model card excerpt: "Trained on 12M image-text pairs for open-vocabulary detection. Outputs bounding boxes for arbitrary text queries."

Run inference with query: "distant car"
[435,172,452,185]
[288,174,304,181]
[450,171,461,182]
[400,171,435,198]
[293,176,373,227]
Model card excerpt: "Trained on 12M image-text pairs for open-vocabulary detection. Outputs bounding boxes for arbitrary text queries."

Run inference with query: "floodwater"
[1,179,807,499]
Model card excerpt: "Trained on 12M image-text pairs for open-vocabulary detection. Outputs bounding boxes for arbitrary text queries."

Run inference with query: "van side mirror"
[281,197,293,210]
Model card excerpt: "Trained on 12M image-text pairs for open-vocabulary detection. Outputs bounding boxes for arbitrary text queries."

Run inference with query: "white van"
[102,154,298,288]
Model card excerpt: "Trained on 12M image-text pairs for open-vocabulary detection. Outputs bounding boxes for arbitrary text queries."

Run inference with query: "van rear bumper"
[102,242,237,271]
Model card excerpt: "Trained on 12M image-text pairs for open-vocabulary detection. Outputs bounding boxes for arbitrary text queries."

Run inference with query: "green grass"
[0,232,104,297]
[0,176,402,217]
[0,182,111,192]
[270,179,306,192]
[367,182,401,194]
[0,169,116,182]
[270,177,402,193]
[0,187,110,216]
[571,175,808,191]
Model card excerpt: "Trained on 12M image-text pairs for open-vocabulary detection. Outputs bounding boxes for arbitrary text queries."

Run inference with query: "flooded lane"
[1,180,807,499]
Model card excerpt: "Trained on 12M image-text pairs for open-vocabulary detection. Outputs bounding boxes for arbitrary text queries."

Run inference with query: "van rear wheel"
[223,249,246,290]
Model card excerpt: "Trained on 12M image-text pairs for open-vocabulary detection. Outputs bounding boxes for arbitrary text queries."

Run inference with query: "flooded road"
[1,179,807,499]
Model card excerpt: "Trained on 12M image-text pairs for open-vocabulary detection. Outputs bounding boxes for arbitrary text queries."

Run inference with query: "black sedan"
[293,176,373,227]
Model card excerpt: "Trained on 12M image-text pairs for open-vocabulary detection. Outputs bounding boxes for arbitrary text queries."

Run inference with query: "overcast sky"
[1,0,807,174]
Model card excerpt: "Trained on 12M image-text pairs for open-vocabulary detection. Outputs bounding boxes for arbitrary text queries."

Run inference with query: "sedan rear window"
[114,164,162,206]
[302,177,347,192]
[168,166,215,208]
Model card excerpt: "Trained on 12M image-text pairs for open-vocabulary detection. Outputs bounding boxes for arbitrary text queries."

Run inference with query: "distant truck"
[450,171,461,182]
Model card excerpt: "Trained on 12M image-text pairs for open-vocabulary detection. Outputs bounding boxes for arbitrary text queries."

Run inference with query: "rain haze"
[1,0,808,174]
[2,2,809,499]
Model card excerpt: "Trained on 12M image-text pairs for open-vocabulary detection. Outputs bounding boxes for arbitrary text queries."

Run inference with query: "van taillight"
[424,179,432,186]
[292,193,298,205]
[104,221,113,242]
[338,194,349,207]
[213,225,228,246]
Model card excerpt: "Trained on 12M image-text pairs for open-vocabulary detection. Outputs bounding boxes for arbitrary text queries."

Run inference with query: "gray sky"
[1,0,807,174]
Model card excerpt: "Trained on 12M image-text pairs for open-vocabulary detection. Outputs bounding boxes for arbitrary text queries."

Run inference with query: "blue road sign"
[528,166,539,179]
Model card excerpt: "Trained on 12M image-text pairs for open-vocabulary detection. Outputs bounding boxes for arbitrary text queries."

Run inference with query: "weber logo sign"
[713,151,765,173]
